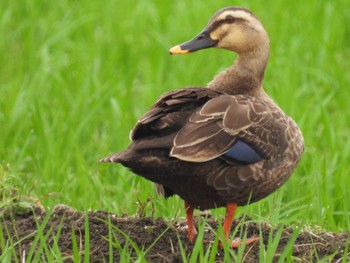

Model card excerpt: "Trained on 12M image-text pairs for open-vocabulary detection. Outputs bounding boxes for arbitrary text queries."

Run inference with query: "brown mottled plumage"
[100,6,304,247]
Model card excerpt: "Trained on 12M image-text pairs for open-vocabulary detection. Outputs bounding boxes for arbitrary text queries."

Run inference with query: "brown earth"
[1,204,349,262]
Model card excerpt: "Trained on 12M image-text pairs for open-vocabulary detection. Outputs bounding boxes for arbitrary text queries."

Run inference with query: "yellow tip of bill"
[169,45,189,55]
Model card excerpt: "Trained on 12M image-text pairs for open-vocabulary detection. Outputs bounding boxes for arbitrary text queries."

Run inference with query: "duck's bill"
[169,30,217,55]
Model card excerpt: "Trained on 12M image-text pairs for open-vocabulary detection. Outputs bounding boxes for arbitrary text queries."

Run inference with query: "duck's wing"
[131,88,287,165]
[171,94,288,164]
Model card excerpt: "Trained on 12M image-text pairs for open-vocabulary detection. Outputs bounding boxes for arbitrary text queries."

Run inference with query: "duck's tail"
[99,148,150,165]
[99,152,123,163]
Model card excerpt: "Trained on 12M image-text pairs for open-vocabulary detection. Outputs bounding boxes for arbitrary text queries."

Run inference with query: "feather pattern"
[171,94,288,163]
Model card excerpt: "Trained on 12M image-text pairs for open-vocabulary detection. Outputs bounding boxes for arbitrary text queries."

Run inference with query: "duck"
[100,6,304,247]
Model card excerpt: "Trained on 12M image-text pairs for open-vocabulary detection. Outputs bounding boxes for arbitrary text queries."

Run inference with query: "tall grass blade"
[71,227,81,262]
[84,213,90,263]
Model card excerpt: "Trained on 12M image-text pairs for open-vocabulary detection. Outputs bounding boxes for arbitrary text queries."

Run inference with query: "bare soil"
[1,204,349,262]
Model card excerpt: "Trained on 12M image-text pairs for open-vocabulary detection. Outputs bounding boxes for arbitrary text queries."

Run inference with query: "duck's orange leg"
[222,203,259,248]
[185,201,197,243]
[223,203,237,241]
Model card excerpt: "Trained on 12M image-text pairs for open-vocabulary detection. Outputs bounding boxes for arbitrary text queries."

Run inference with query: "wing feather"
[171,94,287,162]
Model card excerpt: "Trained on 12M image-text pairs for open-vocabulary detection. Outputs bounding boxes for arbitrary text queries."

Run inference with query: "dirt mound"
[1,204,349,262]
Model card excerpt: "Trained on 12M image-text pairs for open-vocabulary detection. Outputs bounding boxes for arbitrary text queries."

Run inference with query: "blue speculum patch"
[223,140,263,164]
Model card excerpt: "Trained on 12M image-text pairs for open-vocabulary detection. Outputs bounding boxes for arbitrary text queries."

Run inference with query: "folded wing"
[131,88,287,165]
[171,94,288,164]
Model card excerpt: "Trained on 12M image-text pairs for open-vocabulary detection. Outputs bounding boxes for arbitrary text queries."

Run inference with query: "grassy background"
[1,0,350,233]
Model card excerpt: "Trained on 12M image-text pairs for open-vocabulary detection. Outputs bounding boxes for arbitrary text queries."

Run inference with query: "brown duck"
[101,6,304,247]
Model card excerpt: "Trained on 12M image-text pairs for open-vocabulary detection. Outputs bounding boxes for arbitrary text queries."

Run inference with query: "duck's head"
[169,7,269,55]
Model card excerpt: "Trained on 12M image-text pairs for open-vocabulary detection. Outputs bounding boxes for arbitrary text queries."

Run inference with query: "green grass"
[1,0,350,260]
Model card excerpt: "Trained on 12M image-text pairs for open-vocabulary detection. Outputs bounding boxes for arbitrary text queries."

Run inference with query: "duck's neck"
[208,48,270,98]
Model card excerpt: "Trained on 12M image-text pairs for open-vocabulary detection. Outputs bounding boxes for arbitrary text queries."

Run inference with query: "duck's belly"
[123,149,295,210]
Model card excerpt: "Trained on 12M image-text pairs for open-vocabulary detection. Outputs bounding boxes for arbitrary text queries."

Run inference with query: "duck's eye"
[225,15,234,23]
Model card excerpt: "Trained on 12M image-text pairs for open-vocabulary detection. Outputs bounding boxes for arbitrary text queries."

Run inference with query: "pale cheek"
[218,33,247,52]
[210,28,224,42]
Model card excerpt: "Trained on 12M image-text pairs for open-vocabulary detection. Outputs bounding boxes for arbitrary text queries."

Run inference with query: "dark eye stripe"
[208,17,245,33]
[208,20,226,32]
